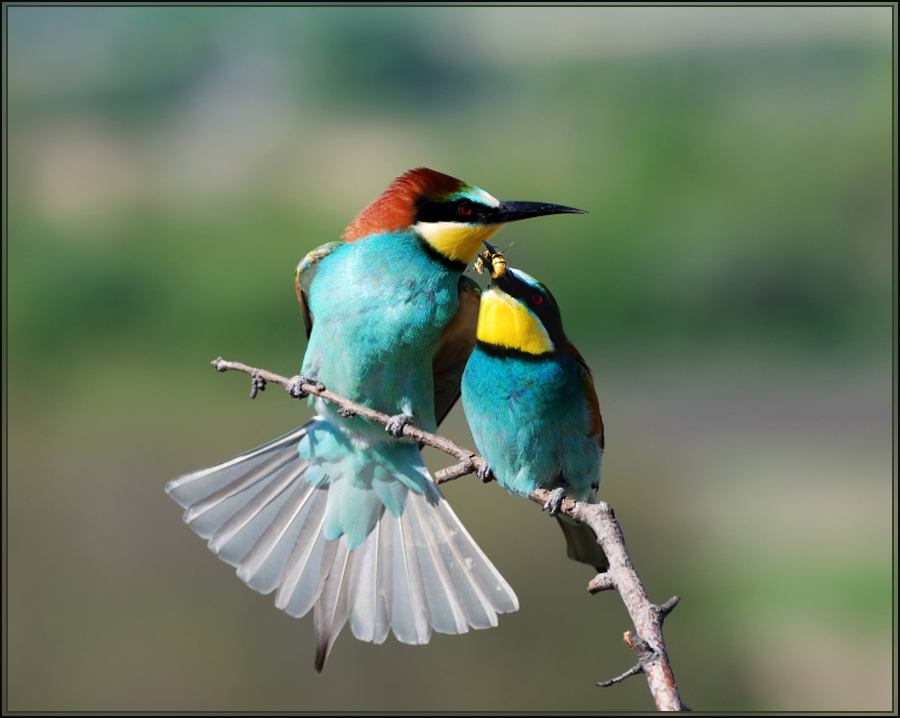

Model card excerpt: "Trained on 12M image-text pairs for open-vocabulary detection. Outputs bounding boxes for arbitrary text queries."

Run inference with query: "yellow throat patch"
[476,287,554,355]
[415,222,503,265]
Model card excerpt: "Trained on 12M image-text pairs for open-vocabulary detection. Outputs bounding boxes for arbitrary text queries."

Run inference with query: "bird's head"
[342,168,585,268]
[475,255,567,357]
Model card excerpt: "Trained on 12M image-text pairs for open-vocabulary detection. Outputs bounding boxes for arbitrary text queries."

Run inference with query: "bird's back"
[302,231,461,435]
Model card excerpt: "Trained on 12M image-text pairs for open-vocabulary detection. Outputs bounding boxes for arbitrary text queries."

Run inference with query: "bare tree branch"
[210,357,687,711]
[527,490,686,710]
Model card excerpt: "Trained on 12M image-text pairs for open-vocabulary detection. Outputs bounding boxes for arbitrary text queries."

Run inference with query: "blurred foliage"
[6,5,894,713]
[9,15,892,380]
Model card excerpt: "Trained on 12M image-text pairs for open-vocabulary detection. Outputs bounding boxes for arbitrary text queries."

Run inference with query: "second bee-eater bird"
[461,248,607,571]
[166,169,586,670]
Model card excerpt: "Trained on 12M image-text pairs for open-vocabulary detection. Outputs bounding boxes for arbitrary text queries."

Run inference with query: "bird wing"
[295,241,343,339]
[567,342,605,450]
[432,275,481,427]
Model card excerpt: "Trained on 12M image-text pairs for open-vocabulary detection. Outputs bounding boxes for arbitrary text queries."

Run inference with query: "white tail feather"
[166,417,518,671]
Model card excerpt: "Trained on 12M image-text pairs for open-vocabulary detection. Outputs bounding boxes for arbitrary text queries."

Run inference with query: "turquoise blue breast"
[462,348,600,501]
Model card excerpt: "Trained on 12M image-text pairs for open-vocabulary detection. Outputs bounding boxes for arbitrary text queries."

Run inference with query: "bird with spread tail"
[166,169,586,670]
[462,245,607,571]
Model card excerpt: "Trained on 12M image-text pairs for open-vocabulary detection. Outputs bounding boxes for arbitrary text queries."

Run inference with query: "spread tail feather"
[166,417,518,672]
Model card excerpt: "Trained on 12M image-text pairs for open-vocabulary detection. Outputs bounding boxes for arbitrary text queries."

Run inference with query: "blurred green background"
[6,5,894,712]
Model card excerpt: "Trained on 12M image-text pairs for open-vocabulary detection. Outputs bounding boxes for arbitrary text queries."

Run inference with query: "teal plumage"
[302,232,458,437]
[166,169,585,670]
[463,348,601,501]
[461,258,606,569]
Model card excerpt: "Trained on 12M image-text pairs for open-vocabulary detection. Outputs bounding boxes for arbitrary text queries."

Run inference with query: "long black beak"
[490,201,587,224]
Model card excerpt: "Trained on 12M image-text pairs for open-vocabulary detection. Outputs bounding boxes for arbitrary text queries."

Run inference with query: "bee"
[474,242,508,279]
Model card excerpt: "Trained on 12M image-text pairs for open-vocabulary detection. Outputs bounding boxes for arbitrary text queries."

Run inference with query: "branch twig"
[210,357,686,711]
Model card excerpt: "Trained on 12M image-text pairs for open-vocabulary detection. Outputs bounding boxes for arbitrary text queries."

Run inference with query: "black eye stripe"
[415,197,491,224]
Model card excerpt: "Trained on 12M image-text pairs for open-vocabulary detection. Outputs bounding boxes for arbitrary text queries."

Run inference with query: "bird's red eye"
[532,294,543,305]
[458,201,472,216]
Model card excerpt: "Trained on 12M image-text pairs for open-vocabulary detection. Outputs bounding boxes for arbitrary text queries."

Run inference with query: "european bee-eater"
[461,247,607,571]
[166,169,586,670]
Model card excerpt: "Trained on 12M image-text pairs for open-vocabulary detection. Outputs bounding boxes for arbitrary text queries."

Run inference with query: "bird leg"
[542,486,567,516]
[476,462,494,483]
[385,413,414,438]
[286,375,324,400]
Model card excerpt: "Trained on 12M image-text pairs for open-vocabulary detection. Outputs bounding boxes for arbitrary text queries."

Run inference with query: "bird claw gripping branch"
[385,412,414,438]
[542,486,567,516]
[286,375,321,400]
